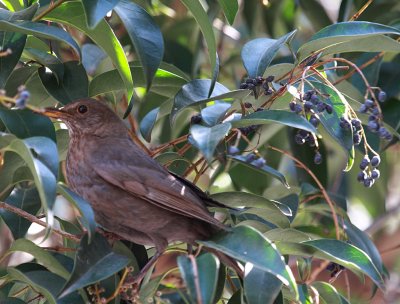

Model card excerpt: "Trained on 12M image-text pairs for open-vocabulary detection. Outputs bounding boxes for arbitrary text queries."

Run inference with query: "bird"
[42,98,235,283]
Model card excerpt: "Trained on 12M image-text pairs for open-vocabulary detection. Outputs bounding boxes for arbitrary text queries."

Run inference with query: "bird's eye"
[77,105,88,114]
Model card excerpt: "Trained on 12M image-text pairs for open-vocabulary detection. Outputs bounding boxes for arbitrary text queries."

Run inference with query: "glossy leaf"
[171,79,249,123]
[312,281,349,304]
[201,102,231,126]
[44,1,133,101]
[231,109,317,134]
[298,21,400,62]
[38,61,88,104]
[229,155,289,188]
[177,253,220,304]
[241,30,296,77]
[115,0,164,92]
[217,0,238,25]
[0,20,81,58]
[299,0,331,31]
[180,0,217,80]
[82,0,120,28]
[60,233,130,298]
[140,107,159,142]
[1,239,70,279]
[57,183,97,241]
[244,263,282,304]
[190,123,231,162]
[200,225,298,294]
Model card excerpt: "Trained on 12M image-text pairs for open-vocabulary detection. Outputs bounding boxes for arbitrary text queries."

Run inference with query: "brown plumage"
[43,98,232,278]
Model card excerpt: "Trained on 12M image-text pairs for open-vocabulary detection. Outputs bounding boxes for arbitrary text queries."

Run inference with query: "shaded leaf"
[217,0,238,25]
[60,233,130,298]
[201,102,231,126]
[312,281,349,304]
[299,0,331,31]
[115,0,164,92]
[241,30,297,77]
[82,0,120,28]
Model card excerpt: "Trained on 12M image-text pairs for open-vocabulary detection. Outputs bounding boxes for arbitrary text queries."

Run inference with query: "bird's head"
[42,98,129,138]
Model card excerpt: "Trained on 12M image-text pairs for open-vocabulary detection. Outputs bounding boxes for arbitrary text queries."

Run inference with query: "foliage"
[0,0,399,303]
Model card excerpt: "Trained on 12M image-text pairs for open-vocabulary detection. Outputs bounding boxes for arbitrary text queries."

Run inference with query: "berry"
[314,152,322,164]
[371,169,380,179]
[304,101,313,112]
[308,136,316,147]
[310,94,319,104]
[325,104,333,114]
[316,102,326,112]
[359,156,370,170]
[228,146,240,155]
[371,155,380,167]
[247,83,255,91]
[15,98,27,109]
[309,115,319,127]
[240,83,248,89]
[353,133,361,145]
[191,114,202,124]
[303,90,313,101]
[294,104,303,114]
[246,78,254,84]
[289,101,296,112]
[351,119,362,130]
[298,129,309,137]
[363,177,374,188]
[359,104,368,113]
[371,107,380,116]
[378,127,388,138]
[367,121,379,132]
[378,91,387,103]
[295,134,305,145]
[339,118,351,130]
[255,76,264,85]
[244,102,252,109]
[357,171,367,182]
[368,115,377,121]
[264,88,273,95]
[245,153,257,162]
[252,157,266,168]
[256,107,264,112]
[385,133,393,141]
[365,99,374,108]
[19,90,30,100]
[265,75,275,82]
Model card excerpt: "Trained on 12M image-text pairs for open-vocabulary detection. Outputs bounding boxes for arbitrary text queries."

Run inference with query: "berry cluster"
[359,96,392,141]
[339,117,363,145]
[326,262,345,278]
[228,148,267,168]
[357,155,381,188]
[190,113,202,125]
[240,75,275,97]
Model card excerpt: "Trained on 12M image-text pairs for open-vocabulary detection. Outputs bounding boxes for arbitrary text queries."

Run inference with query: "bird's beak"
[41,107,69,120]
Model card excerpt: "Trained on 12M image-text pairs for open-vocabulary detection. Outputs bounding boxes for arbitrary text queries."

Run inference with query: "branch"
[32,0,67,22]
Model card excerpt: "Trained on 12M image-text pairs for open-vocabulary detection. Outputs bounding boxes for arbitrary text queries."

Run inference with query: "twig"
[349,0,374,21]
[0,201,80,242]
[32,0,67,22]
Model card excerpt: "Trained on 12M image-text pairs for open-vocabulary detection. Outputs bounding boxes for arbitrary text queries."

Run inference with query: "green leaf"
[241,30,297,77]
[297,21,400,62]
[1,239,70,279]
[228,155,289,188]
[81,0,120,28]
[264,228,314,243]
[177,253,220,304]
[200,226,298,294]
[38,61,88,104]
[180,0,216,80]
[59,233,130,298]
[44,1,133,102]
[190,123,231,162]
[90,64,187,98]
[312,281,349,304]
[244,263,282,304]
[308,81,355,171]
[231,109,317,134]
[115,0,164,92]
[0,20,81,58]
[139,107,159,142]
[201,102,231,126]
[57,183,97,241]
[0,108,56,140]
[0,4,38,87]
[1,186,41,239]
[298,0,331,31]
[2,137,58,224]
[171,79,250,123]
[4,65,38,96]
[240,208,290,228]
[217,0,238,25]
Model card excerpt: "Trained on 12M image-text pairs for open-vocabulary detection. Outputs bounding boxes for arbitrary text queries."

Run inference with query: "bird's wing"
[92,160,226,230]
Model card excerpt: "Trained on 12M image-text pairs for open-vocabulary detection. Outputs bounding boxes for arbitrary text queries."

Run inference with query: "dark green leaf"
[115,0,164,92]
[244,263,282,304]
[39,61,88,104]
[312,281,349,304]
[241,30,296,77]
[217,0,238,25]
[140,107,159,142]
[200,226,297,294]
[4,66,38,96]
[44,1,133,101]
[229,155,289,188]
[60,233,130,298]
[82,0,120,28]
[299,0,331,31]
[57,183,97,241]
[190,123,231,162]
[201,102,231,126]
[232,109,317,134]
[177,253,220,304]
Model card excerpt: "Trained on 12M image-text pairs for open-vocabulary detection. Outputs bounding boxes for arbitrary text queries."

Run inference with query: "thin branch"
[349,0,374,21]
[32,0,67,22]
[0,201,80,242]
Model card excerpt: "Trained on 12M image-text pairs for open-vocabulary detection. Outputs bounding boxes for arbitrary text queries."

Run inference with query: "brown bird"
[43,98,233,281]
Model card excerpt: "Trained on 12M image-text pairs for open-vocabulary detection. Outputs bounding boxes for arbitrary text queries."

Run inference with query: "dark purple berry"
[357,171,367,182]
[308,136,316,147]
[353,133,361,145]
[246,78,254,84]
[371,155,380,167]
[298,129,308,137]
[351,119,362,130]
[294,104,303,114]
[247,83,255,91]
[255,76,264,85]
[310,115,319,127]
[371,169,380,179]
[191,114,202,124]
[359,156,370,170]
[385,133,393,141]
[339,118,351,130]
[295,134,305,145]
[265,75,275,82]
[228,146,240,155]
[256,107,264,112]
[371,107,380,116]
[264,88,273,95]
[368,115,377,121]
[244,102,252,108]
[378,127,388,138]
[15,98,27,109]
[289,101,296,111]
[19,90,30,100]
[363,177,374,188]
[304,91,313,101]
[252,157,266,168]
[245,153,257,162]
[316,102,325,112]
[314,152,322,164]
[304,101,313,112]
[367,121,379,132]
[378,91,387,103]
[326,262,336,271]
[359,104,368,113]
[240,83,248,89]
[325,104,333,114]
[365,99,374,108]
[310,94,319,104]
